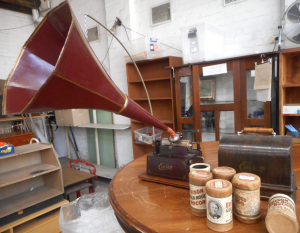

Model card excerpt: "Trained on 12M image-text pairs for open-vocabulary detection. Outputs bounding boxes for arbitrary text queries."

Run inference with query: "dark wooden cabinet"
[0,132,35,146]
[174,53,278,142]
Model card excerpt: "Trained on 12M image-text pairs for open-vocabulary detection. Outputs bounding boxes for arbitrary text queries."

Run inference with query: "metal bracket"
[171,67,175,79]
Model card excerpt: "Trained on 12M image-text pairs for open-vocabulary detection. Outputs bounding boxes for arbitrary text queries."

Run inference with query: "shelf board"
[14,208,60,233]
[131,119,173,124]
[133,141,152,146]
[282,84,300,87]
[282,114,300,116]
[0,199,68,232]
[0,143,52,160]
[132,97,172,101]
[128,77,170,83]
[0,114,54,122]
[0,163,60,188]
[77,123,130,130]
[0,185,62,218]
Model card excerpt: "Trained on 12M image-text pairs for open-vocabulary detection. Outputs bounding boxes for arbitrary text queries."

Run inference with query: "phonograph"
[3,1,204,184]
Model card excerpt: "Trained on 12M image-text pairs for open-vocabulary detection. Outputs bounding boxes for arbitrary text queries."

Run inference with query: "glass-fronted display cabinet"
[174,53,278,142]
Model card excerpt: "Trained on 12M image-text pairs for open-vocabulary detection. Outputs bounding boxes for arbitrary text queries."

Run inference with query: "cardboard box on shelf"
[55,109,90,127]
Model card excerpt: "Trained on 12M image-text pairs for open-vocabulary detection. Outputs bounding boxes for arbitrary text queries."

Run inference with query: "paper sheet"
[254,63,272,90]
[257,88,271,102]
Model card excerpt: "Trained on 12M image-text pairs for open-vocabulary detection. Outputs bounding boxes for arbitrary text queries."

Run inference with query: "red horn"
[3,1,175,137]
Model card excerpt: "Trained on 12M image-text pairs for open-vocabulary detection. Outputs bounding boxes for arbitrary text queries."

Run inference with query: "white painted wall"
[50,0,110,160]
[104,0,134,168]
[1,0,300,168]
[103,0,285,166]
[0,9,35,80]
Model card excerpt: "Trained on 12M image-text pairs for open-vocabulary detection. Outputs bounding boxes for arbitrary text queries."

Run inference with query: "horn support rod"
[86,14,176,138]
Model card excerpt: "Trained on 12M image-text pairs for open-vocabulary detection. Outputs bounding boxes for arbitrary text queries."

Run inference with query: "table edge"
[108,155,156,233]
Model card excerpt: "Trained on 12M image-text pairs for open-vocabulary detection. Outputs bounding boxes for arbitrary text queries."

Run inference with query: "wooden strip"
[215,110,220,141]
[175,68,183,132]
[246,118,264,126]
[65,182,93,195]
[0,143,52,160]
[0,186,62,218]
[200,103,234,111]
[264,101,271,128]
[233,60,243,132]
[192,65,201,142]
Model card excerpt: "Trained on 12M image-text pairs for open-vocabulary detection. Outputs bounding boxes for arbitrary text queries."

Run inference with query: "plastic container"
[134,127,162,144]
[181,23,223,64]
[124,37,160,62]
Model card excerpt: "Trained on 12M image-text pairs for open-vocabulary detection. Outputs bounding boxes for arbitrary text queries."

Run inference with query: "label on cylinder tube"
[233,188,260,216]
[206,194,232,224]
[268,195,296,217]
[190,184,206,210]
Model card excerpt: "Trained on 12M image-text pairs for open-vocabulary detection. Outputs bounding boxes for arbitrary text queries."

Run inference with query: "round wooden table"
[109,142,300,233]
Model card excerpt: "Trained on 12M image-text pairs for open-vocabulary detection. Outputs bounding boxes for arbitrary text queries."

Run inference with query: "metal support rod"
[93,110,100,165]
[86,14,155,139]
[65,126,71,159]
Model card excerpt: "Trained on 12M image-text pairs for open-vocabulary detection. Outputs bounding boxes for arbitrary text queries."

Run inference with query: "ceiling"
[0,0,41,15]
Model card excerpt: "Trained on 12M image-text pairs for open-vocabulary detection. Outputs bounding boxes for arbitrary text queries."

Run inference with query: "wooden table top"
[62,167,94,187]
[109,141,300,233]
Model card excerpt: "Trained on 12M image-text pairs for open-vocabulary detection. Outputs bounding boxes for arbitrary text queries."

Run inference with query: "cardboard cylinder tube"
[206,179,233,232]
[231,173,261,224]
[266,194,299,233]
[189,171,213,217]
[190,163,211,172]
[212,167,236,181]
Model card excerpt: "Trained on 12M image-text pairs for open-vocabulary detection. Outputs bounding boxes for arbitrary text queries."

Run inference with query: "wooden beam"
[0,0,40,9]
[0,1,31,14]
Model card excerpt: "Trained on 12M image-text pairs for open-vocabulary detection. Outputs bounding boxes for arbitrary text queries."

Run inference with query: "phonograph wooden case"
[219,128,297,201]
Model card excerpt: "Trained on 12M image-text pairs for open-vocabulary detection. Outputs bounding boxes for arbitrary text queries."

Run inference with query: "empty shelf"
[77,123,131,130]
[0,163,60,188]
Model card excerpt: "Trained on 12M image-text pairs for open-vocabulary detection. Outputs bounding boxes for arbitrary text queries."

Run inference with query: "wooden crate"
[0,143,64,223]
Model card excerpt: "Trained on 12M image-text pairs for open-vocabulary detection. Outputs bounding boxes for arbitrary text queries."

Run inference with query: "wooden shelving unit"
[0,199,68,233]
[0,143,63,220]
[279,47,300,135]
[126,56,183,159]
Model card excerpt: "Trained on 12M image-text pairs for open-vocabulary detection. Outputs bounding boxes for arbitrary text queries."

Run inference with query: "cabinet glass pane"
[182,124,194,141]
[199,71,234,105]
[180,76,193,117]
[201,111,215,142]
[246,70,264,119]
[219,111,235,140]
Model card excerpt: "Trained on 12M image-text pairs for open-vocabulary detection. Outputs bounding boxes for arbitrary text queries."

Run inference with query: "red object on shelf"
[69,159,97,179]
